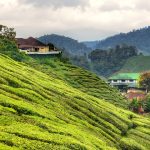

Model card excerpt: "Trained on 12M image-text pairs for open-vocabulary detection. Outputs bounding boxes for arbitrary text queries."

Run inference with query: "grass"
[0,54,150,150]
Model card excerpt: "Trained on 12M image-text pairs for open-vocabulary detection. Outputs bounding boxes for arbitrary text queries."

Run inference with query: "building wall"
[110,79,137,84]
[38,46,49,53]
[109,79,138,88]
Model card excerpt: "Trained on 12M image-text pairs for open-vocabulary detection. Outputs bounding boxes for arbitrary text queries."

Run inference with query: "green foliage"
[139,72,150,92]
[129,98,146,114]
[71,55,90,70]
[33,56,128,108]
[144,96,150,112]
[120,138,146,150]
[88,44,138,77]
[120,55,150,73]
[129,99,139,112]
[0,25,16,41]
[0,54,150,150]
[0,25,31,62]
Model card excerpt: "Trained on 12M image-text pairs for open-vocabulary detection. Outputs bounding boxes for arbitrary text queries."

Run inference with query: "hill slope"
[120,55,150,73]
[31,56,128,108]
[96,26,150,54]
[0,54,150,150]
[38,34,91,55]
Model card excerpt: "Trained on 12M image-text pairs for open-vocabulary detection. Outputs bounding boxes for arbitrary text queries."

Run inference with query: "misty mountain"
[96,26,150,54]
[38,34,91,55]
[81,41,99,49]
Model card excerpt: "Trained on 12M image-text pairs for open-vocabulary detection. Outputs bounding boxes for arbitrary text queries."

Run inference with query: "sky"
[0,0,150,41]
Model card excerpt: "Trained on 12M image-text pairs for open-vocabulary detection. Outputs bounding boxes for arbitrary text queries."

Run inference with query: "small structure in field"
[16,37,61,55]
[108,73,140,90]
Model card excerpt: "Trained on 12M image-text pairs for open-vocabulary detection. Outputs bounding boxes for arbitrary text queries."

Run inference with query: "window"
[129,80,134,82]
[113,80,117,82]
[35,48,39,52]
[121,80,126,82]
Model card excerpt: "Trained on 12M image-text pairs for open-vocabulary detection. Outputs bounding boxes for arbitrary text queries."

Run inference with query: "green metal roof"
[109,73,140,80]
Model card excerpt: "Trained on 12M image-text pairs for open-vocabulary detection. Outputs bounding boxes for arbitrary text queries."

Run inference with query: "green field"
[120,55,150,73]
[0,54,150,150]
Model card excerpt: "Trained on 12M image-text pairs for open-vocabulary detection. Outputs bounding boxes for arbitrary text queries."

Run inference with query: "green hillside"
[120,55,150,73]
[30,56,128,108]
[0,54,150,150]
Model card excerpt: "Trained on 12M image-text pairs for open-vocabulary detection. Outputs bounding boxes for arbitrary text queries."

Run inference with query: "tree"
[88,45,138,77]
[144,96,150,112]
[139,72,150,92]
[0,25,16,41]
[129,98,145,113]
[129,98,139,112]
[0,25,28,61]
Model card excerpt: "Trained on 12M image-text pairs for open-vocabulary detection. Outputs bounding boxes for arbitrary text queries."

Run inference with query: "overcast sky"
[0,0,150,41]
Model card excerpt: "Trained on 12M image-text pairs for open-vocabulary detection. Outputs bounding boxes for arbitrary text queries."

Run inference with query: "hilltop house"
[16,37,61,55]
[108,73,140,90]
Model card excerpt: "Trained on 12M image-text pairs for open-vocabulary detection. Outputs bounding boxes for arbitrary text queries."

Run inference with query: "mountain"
[1,54,150,150]
[81,41,99,49]
[38,34,91,55]
[96,26,150,54]
[119,55,150,73]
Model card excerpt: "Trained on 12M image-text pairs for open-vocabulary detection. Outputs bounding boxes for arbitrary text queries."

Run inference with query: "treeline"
[88,44,138,77]
[0,25,29,61]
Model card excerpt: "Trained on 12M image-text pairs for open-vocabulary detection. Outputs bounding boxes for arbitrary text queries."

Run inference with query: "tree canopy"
[139,72,150,92]
[88,44,138,77]
[0,25,16,41]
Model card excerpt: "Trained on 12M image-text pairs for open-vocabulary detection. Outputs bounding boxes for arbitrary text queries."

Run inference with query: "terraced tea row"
[0,54,150,150]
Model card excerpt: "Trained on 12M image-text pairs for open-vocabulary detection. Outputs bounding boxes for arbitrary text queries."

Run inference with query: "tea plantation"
[0,54,150,150]
[29,56,128,108]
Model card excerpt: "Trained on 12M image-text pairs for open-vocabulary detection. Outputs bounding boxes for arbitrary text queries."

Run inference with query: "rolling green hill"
[120,55,150,73]
[30,56,128,108]
[0,54,150,150]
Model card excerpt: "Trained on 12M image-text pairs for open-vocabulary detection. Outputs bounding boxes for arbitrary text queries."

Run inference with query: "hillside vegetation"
[0,36,127,108]
[120,55,150,73]
[30,56,128,108]
[0,54,150,150]
[88,45,138,77]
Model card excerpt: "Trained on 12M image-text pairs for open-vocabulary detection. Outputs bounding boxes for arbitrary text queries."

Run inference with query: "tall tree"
[0,25,16,41]
[139,72,150,92]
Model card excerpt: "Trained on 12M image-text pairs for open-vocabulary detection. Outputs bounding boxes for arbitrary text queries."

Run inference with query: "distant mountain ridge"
[38,34,92,55]
[96,26,150,54]
[38,26,150,55]
[81,41,99,49]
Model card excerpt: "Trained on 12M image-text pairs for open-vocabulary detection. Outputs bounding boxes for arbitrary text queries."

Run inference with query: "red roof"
[127,92,146,100]
[16,37,46,47]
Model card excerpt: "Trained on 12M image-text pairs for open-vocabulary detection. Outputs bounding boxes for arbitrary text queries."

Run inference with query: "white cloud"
[0,0,150,41]
[18,0,89,8]
[135,0,150,11]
